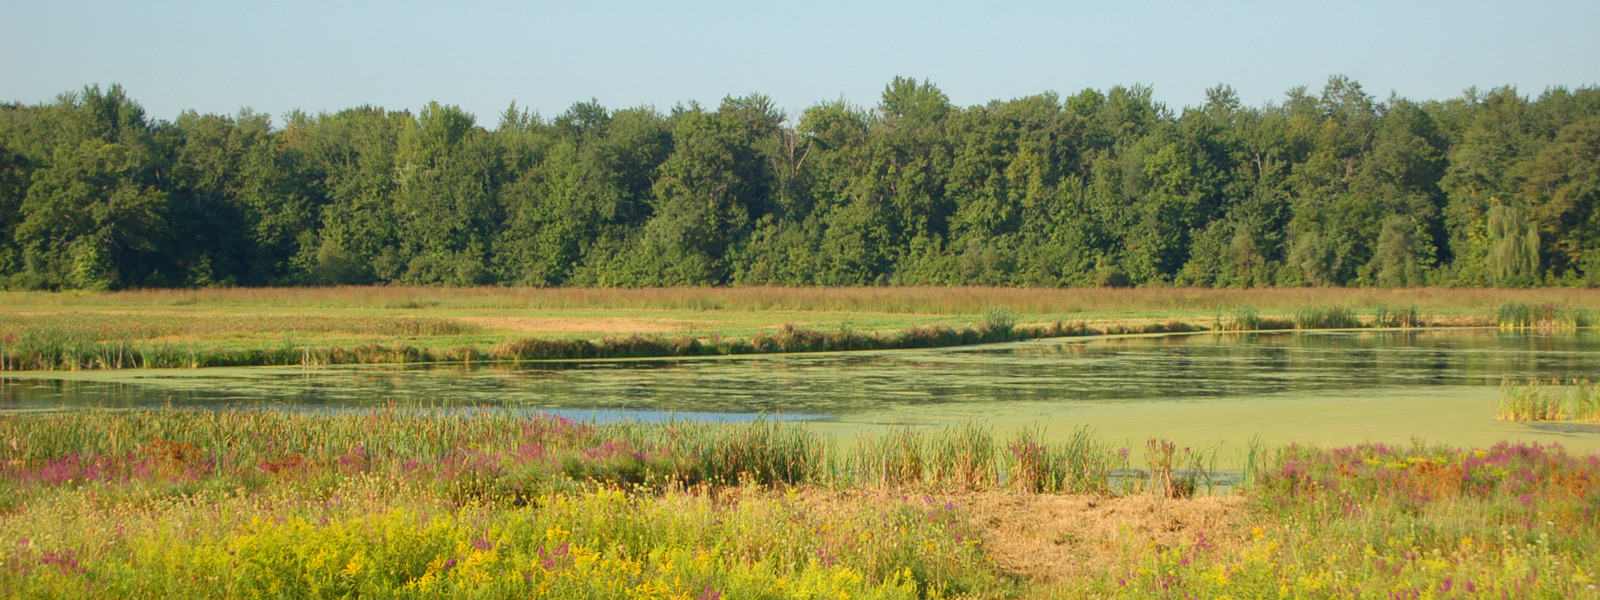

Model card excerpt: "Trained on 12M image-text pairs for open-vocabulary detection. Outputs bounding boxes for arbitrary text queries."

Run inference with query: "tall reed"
[1004,426,1119,495]
[1497,378,1600,422]
[1496,303,1591,330]
[926,421,997,488]
[660,419,829,487]
[851,428,926,487]
[1372,304,1423,328]
[1293,306,1359,329]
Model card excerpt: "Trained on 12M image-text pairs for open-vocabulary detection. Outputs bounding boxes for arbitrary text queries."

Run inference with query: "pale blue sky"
[3,0,1598,125]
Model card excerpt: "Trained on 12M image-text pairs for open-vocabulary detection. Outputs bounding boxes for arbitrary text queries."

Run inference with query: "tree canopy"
[3,79,1600,289]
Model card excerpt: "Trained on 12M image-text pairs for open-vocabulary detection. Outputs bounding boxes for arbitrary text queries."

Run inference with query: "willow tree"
[1486,202,1541,286]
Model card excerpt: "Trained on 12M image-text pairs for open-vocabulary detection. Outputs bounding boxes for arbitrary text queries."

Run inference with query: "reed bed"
[1496,302,1593,330]
[841,424,1154,495]
[0,312,480,340]
[1292,306,1360,329]
[0,318,1135,371]
[1371,304,1424,328]
[0,303,1574,371]
[1004,426,1127,495]
[0,409,1221,499]
[1497,378,1600,422]
[1215,307,1294,331]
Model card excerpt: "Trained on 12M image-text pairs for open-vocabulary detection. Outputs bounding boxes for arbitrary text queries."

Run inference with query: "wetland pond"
[4,329,1600,453]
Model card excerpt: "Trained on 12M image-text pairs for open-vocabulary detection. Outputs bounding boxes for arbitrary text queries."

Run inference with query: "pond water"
[4,329,1600,452]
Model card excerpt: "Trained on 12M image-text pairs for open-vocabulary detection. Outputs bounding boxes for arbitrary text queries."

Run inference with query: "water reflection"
[2,330,1597,418]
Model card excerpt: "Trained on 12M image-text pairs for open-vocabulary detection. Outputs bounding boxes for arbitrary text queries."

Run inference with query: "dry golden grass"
[2,286,1592,371]
[455,316,718,334]
[796,488,1245,584]
[5,286,1597,315]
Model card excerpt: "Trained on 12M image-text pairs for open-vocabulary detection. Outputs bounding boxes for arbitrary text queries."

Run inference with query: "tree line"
[1,77,1597,290]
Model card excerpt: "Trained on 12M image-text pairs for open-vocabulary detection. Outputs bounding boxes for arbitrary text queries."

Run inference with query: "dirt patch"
[795,489,1245,583]
[459,317,717,335]
[950,492,1243,582]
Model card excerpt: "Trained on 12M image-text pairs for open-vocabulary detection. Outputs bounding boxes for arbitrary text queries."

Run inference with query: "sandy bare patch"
[459,316,717,334]
[952,492,1243,582]
[794,489,1244,583]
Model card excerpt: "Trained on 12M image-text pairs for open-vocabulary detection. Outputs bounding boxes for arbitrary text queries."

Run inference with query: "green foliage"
[3,81,1600,288]
[1486,202,1541,286]
[981,306,1016,334]
[1293,306,1359,329]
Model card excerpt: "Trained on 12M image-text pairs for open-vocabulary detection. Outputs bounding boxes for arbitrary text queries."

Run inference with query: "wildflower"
[546,524,569,542]
[342,553,365,577]
[39,550,84,575]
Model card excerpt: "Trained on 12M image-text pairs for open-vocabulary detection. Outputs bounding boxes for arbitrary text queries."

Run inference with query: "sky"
[3,0,1598,126]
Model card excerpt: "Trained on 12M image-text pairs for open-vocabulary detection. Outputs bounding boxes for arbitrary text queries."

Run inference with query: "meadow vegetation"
[2,286,1596,371]
[2,409,1598,598]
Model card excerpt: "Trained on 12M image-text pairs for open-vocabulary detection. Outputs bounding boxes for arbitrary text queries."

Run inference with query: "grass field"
[3,286,1597,371]
[2,409,1597,598]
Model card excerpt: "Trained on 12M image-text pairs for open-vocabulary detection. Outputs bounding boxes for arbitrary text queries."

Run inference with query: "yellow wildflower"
[341,553,365,577]
[547,524,570,542]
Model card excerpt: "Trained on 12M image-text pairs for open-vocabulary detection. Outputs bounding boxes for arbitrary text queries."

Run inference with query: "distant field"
[1,286,1597,370]
[9,285,1600,314]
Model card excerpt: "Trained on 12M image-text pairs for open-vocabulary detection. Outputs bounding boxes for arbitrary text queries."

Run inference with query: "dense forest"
[1,77,1597,290]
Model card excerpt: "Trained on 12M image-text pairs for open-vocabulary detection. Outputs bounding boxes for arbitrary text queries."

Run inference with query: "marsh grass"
[0,409,1154,497]
[927,421,997,488]
[0,312,480,341]
[0,317,1115,372]
[658,419,828,487]
[1496,302,1592,330]
[840,423,1128,494]
[1293,306,1360,329]
[1372,304,1424,328]
[4,287,1595,372]
[0,313,484,370]
[1216,307,1294,332]
[851,427,927,487]
[1498,378,1600,422]
[494,320,1035,362]
[10,285,1596,315]
[1004,426,1123,495]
